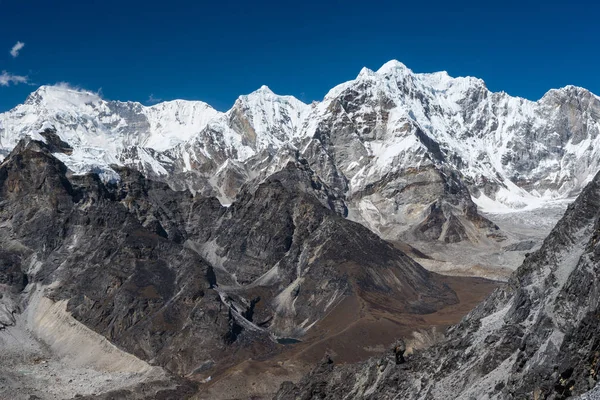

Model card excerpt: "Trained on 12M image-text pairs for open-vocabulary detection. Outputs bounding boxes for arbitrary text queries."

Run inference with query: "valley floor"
[408,201,571,281]
[0,277,499,400]
[193,274,500,400]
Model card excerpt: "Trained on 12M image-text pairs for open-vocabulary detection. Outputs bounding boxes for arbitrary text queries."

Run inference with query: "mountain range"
[1,61,600,399]
[2,61,599,248]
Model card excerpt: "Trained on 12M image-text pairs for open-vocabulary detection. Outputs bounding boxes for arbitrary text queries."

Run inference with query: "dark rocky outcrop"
[108,157,460,339]
[0,139,264,379]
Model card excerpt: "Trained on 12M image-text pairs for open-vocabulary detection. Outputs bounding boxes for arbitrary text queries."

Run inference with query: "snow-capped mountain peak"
[357,67,377,78]
[294,61,600,217]
[0,84,224,181]
[255,84,275,94]
[376,59,411,75]
[24,84,103,108]
[230,85,310,144]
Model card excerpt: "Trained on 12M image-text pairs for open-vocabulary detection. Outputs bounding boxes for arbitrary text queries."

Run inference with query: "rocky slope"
[110,156,460,341]
[276,164,600,399]
[0,138,243,378]
[0,137,471,398]
[2,63,598,247]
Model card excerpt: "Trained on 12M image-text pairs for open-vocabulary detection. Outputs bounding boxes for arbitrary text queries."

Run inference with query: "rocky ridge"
[276,164,600,399]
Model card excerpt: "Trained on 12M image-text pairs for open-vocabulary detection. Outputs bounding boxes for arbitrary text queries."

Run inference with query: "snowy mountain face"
[1,62,599,244]
[0,85,220,180]
[300,62,600,212]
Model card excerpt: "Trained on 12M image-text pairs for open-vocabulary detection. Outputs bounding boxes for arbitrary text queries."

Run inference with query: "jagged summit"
[255,84,275,94]
[541,84,600,104]
[355,60,486,92]
[357,66,376,78]
[376,59,411,74]
[237,84,307,109]
[24,84,103,108]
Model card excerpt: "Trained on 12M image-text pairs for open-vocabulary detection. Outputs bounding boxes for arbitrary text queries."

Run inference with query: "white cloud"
[0,71,28,86]
[54,81,80,90]
[10,41,25,58]
[147,93,163,104]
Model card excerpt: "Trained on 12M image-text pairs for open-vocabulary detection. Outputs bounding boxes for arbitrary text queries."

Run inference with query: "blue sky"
[0,0,598,112]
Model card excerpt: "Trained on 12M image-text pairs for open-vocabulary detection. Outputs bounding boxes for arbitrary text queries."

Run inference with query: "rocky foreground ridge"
[276,161,600,399]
